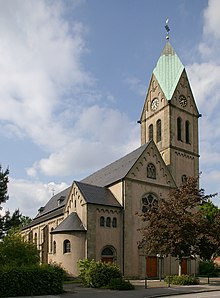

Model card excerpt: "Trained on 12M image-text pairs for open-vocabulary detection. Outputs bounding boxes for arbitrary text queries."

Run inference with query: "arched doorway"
[101,246,116,263]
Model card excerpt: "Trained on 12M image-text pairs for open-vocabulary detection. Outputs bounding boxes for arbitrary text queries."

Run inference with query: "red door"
[146,256,157,278]
[181,259,187,275]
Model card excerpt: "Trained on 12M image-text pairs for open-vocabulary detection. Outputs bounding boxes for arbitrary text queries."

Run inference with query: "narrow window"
[34,233,37,246]
[147,163,156,179]
[50,228,54,253]
[53,241,56,254]
[185,121,190,144]
[63,239,71,253]
[106,217,111,227]
[100,216,105,227]
[177,117,182,141]
[149,124,153,141]
[156,119,161,142]
[182,175,187,184]
[112,217,117,228]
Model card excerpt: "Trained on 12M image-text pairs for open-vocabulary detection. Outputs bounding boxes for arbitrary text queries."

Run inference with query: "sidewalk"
[9,277,220,298]
[61,278,220,298]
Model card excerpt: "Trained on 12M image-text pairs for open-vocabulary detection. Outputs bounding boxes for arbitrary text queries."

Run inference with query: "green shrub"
[78,259,122,288]
[0,264,64,297]
[164,274,199,285]
[199,260,220,277]
[0,231,40,266]
[107,277,135,290]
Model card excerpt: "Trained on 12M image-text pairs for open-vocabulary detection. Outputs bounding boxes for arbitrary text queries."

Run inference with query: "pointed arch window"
[177,117,182,141]
[106,217,111,227]
[53,241,56,254]
[185,121,190,144]
[156,119,161,142]
[100,216,105,227]
[50,227,54,253]
[149,124,153,141]
[147,163,156,179]
[112,217,117,228]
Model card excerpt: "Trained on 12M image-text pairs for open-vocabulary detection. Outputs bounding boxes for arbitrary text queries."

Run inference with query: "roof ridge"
[81,142,150,186]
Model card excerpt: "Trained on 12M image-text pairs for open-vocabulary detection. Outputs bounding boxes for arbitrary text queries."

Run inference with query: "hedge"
[165,274,199,285]
[0,264,65,297]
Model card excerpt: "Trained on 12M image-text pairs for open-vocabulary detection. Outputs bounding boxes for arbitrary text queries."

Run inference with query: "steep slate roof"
[35,186,72,218]
[81,142,150,187]
[22,186,72,229]
[51,212,86,233]
[153,42,184,100]
[75,181,122,207]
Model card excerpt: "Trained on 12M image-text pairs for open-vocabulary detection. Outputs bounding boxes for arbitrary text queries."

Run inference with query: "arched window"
[34,233,37,246]
[156,119,161,142]
[182,174,187,184]
[63,239,71,253]
[106,217,111,227]
[142,193,158,212]
[149,124,153,141]
[147,163,156,179]
[50,228,54,253]
[112,217,117,228]
[101,246,116,263]
[185,121,190,143]
[53,241,56,254]
[100,216,105,227]
[177,117,182,141]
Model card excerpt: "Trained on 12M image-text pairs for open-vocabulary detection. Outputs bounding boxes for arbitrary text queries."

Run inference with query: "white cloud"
[185,0,220,203]
[27,106,139,177]
[203,0,220,40]
[0,0,91,151]
[5,178,68,217]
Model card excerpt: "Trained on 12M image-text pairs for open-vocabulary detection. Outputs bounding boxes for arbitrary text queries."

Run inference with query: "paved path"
[9,278,220,298]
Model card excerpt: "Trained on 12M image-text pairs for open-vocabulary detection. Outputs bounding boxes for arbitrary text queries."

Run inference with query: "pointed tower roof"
[153,42,184,100]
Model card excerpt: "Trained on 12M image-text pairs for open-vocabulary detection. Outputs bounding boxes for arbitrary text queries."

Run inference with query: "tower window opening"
[185,121,190,144]
[156,119,161,142]
[177,117,182,141]
[149,124,153,141]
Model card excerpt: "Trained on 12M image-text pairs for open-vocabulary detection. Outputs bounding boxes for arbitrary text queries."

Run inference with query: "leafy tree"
[198,200,220,260]
[0,165,9,207]
[0,209,32,239]
[138,176,217,275]
[0,230,39,267]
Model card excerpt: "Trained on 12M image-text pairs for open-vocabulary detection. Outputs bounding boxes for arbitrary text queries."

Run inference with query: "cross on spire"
[165,18,170,40]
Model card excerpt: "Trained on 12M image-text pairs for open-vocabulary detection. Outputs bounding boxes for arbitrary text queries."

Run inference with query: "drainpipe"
[122,179,125,276]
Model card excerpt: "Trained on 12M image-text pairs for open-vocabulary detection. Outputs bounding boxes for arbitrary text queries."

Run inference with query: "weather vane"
[165,18,170,40]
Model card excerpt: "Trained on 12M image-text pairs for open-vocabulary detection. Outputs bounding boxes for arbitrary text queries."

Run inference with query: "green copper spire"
[153,42,184,100]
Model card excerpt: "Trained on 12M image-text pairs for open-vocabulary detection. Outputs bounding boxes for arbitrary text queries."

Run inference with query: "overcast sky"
[1,0,220,217]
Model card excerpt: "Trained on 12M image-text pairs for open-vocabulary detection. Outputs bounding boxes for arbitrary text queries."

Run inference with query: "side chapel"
[22,36,200,278]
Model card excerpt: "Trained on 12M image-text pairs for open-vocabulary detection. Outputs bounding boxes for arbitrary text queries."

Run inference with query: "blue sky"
[1,0,220,217]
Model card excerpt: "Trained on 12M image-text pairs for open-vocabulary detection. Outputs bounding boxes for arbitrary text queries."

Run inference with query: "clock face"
[179,95,187,107]
[151,98,159,111]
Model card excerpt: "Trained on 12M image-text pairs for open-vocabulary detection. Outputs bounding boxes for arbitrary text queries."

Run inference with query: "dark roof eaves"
[22,207,64,230]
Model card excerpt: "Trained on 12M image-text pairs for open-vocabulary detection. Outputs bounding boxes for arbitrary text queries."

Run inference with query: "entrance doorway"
[101,246,116,263]
[146,256,157,278]
[181,258,188,275]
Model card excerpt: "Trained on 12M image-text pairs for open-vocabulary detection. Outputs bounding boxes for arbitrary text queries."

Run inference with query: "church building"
[22,36,200,278]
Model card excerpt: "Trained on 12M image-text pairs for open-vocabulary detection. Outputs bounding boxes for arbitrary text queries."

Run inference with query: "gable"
[170,69,199,116]
[127,140,176,188]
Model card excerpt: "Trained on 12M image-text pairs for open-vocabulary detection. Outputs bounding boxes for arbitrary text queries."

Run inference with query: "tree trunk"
[178,259,182,276]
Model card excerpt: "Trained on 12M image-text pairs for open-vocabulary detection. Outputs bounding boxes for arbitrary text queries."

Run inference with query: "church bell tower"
[139,26,200,187]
